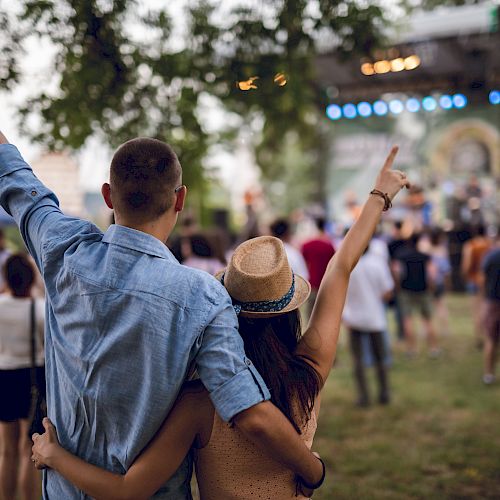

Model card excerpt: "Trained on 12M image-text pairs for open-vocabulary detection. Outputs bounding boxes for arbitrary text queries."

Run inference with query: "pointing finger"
[382,146,399,172]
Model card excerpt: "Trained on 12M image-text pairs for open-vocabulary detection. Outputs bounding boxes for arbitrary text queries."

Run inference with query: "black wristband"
[370,189,392,211]
[298,456,326,491]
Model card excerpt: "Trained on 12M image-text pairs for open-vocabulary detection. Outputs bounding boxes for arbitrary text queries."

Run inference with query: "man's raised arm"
[0,129,90,272]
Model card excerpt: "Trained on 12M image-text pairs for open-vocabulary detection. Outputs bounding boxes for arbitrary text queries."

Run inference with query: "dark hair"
[315,217,326,232]
[429,227,444,247]
[238,311,322,433]
[472,224,487,237]
[3,253,35,297]
[270,218,290,239]
[190,234,214,258]
[110,138,181,222]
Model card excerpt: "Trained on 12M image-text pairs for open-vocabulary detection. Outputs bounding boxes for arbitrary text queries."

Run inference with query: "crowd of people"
[0,130,498,500]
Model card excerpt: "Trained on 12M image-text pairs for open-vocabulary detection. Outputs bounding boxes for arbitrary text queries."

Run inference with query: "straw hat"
[215,236,310,317]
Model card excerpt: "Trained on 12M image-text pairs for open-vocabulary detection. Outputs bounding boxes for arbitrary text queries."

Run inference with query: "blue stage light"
[406,98,420,113]
[439,95,453,110]
[357,102,372,117]
[373,100,388,116]
[452,94,467,109]
[422,96,437,111]
[343,103,357,119]
[389,100,404,114]
[489,90,500,105]
[326,104,342,120]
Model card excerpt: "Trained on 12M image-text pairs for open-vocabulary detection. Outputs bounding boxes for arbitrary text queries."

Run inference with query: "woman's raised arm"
[297,147,409,383]
[31,382,213,500]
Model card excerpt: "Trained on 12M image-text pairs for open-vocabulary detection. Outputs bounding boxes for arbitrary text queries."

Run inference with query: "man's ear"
[174,185,187,213]
[101,183,114,210]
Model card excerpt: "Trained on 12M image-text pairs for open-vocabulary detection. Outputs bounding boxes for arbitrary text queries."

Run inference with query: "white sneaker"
[483,374,495,385]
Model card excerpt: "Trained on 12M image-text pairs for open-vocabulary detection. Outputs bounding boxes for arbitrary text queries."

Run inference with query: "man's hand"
[0,131,9,144]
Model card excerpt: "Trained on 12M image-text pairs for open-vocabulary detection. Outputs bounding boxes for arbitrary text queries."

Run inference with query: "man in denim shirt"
[0,133,323,498]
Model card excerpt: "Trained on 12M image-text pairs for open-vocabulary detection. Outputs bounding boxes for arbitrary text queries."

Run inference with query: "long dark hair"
[238,311,322,433]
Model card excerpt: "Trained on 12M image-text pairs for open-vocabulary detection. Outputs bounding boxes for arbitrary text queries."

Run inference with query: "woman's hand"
[373,146,410,200]
[31,417,62,470]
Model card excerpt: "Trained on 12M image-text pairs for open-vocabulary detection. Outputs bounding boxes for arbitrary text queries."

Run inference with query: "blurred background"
[1,0,499,498]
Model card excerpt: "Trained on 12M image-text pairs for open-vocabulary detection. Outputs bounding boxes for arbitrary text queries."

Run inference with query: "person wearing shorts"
[393,233,439,356]
[481,239,500,385]
[0,254,45,500]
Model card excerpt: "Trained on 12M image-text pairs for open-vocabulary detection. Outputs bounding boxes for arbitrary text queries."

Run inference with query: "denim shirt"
[0,144,270,499]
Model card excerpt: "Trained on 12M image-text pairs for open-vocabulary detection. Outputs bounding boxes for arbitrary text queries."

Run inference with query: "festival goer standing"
[301,217,335,316]
[461,225,491,348]
[182,233,225,276]
[480,233,500,385]
[388,221,406,341]
[393,233,439,356]
[270,218,309,280]
[342,242,394,406]
[0,254,45,500]
[428,228,452,336]
[0,132,324,498]
[0,228,11,293]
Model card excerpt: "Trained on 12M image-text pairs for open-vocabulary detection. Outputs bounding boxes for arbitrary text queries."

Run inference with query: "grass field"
[314,294,500,499]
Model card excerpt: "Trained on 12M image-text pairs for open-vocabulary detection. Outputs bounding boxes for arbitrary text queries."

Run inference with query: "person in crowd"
[480,232,500,385]
[182,232,225,276]
[393,233,439,356]
[167,212,198,263]
[31,147,409,499]
[461,224,491,348]
[0,131,324,498]
[387,221,406,341]
[0,228,12,293]
[428,227,452,336]
[301,217,335,316]
[270,218,309,281]
[0,253,45,500]
[342,242,394,407]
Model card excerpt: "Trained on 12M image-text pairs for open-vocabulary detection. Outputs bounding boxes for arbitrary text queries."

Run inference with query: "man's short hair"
[110,138,181,222]
[270,218,290,239]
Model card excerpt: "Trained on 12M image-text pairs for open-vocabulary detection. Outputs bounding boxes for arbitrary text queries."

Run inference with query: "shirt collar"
[102,224,175,261]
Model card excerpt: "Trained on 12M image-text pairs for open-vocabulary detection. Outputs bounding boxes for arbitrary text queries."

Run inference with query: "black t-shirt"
[395,246,430,292]
[388,238,406,260]
[482,248,500,301]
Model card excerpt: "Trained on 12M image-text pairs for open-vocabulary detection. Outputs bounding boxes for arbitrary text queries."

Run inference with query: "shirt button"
[245,358,252,366]
[31,190,37,196]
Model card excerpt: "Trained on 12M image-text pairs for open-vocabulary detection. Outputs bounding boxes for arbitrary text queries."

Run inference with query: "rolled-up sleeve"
[0,144,85,270]
[196,289,270,422]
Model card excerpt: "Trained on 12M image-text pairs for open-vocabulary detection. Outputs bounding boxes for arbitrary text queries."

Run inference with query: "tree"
[0,0,462,211]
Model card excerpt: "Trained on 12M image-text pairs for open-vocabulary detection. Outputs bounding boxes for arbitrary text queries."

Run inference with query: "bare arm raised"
[297,147,410,383]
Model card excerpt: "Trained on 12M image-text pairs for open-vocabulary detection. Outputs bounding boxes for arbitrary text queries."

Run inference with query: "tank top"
[195,407,318,499]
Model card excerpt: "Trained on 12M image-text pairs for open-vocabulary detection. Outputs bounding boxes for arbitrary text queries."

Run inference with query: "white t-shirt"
[342,252,394,332]
[284,242,310,281]
[0,295,45,369]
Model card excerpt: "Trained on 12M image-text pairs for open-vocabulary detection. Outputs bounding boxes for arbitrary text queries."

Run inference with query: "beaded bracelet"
[370,189,392,211]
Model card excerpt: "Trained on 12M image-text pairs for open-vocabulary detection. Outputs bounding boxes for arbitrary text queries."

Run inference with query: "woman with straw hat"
[31,147,409,498]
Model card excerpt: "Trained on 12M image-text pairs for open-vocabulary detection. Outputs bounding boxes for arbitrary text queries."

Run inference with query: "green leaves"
[0,0,459,211]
